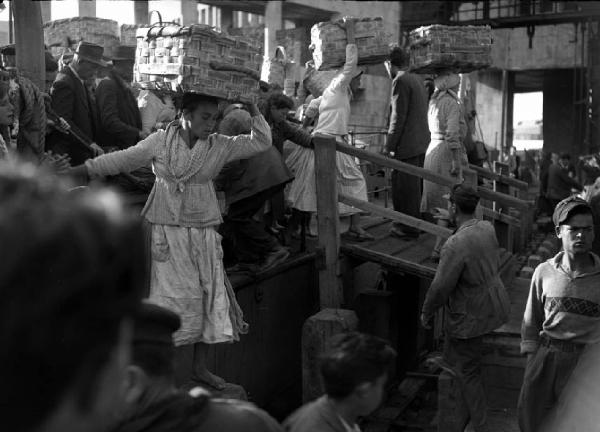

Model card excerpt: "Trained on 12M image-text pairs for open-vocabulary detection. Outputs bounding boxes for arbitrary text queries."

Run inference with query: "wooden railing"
[312,135,534,308]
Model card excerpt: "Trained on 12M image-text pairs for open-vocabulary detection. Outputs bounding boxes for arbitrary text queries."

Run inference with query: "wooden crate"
[44,17,119,51]
[409,25,492,74]
[135,24,262,103]
[121,24,143,47]
[310,17,389,71]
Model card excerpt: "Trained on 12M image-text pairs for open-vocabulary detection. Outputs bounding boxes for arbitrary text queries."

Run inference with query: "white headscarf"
[432,72,460,101]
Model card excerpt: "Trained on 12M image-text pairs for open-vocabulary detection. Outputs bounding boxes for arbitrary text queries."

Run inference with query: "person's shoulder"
[204,398,283,431]
[283,397,336,432]
[96,77,118,92]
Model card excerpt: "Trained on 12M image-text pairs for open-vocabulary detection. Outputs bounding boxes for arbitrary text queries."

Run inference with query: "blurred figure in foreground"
[110,301,283,432]
[0,163,146,432]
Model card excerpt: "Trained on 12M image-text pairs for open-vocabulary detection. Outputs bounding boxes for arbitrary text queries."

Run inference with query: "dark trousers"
[392,153,425,235]
[442,336,488,431]
[224,187,280,264]
[518,345,581,432]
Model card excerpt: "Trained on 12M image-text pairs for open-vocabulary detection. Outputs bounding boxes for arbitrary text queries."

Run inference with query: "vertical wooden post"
[314,135,341,309]
[14,0,45,90]
[493,161,513,252]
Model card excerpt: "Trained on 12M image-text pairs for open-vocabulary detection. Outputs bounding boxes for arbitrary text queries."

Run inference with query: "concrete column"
[180,0,199,26]
[264,1,282,59]
[134,1,149,25]
[220,7,234,31]
[40,1,52,24]
[78,0,96,17]
[14,0,45,90]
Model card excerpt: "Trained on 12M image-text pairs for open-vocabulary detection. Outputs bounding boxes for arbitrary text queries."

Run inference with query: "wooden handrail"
[469,164,528,190]
[334,141,531,211]
[338,194,453,239]
[481,206,521,227]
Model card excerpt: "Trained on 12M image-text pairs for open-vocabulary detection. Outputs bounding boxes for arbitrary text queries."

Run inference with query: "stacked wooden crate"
[409,25,492,74]
[44,17,119,58]
[135,24,262,102]
[310,17,389,71]
[120,24,143,47]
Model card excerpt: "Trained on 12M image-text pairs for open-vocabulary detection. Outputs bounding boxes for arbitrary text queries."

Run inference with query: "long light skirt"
[285,144,368,215]
[149,224,248,346]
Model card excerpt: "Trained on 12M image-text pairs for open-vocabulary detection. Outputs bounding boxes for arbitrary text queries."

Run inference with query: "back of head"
[0,163,146,431]
[218,105,252,136]
[319,332,396,399]
[388,44,408,69]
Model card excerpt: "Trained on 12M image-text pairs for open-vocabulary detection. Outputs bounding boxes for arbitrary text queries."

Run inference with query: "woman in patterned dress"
[67,94,272,390]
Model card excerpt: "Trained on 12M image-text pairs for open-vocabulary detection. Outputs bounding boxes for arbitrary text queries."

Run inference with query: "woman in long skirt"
[68,95,272,390]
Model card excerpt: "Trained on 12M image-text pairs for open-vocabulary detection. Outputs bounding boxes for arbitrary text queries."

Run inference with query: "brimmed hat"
[133,301,180,346]
[553,196,592,226]
[111,45,136,62]
[74,41,107,67]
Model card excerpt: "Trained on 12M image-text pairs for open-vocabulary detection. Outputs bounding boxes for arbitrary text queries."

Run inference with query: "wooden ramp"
[340,216,516,280]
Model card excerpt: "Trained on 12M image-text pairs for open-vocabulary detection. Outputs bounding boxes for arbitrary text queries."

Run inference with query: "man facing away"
[284,332,396,432]
[0,163,146,432]
[384,45,430,240]
[420,184,510,432]
[47,41,105,165]
[546,152,582,209]
[110,301,283,432]
[518,196,600,432]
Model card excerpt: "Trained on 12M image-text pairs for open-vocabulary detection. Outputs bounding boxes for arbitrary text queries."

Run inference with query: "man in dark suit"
[96,45,147,149]
[384,45,431,239]
[47,41,105,165]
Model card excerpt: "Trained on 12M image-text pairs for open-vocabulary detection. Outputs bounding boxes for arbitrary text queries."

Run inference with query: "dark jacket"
[96,71,142,149]
[422,219,510,338]
[47,66,99,165]
[547,163,582,201]
[283,396,350,432]
[386,71,430,160]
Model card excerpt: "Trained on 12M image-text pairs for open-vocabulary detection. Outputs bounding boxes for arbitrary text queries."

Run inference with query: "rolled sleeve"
[85,131,160,177]
[328,44,358,91]
[520,268,545,354]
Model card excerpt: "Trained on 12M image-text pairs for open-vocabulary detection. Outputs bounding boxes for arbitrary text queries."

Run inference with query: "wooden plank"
[14,0,45,89]
[314,135,341,308]
[494,161,514,252]
[469,163,528,190]
[341,244,436,279]
[336,142,530,211]
[339,193,453,239]
[481,206,521,227]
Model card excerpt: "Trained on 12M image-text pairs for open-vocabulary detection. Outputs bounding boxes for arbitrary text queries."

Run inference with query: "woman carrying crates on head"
[67,93,272,391]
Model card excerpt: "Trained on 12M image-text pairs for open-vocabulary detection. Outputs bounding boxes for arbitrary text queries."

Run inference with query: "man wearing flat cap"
[47,41,105,165]
[421,184,509,432]
[518,196,600,432]
[110,301,283,432]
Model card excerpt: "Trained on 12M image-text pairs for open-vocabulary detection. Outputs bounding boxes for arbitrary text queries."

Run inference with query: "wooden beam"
[338,193,453,239]
[481,206,521,227]
[14,0,45,90]
[335,142,530,210]
[469,163,528,190]
[341,244,436,279]
[314,135,341,308]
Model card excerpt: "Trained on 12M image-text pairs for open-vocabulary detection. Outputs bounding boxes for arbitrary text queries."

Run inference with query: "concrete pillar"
[78,0,96,17]
[180,0,199,26]
[264,1,282,59]
[14,0,45,90]
[134,1,149,25]
[40,1,52,24]
[220,7,234,31]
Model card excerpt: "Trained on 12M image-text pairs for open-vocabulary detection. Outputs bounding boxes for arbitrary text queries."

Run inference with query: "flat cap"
[448,184,480,208]
[553,196,591,226]
[133,301,180,346]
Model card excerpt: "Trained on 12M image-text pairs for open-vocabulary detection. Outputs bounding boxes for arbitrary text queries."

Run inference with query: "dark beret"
[133,301,181,346]
[449,184,480,208]
[553,196,591,226]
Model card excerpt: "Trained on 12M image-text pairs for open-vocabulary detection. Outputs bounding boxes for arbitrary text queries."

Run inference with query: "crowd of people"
[5,16,600,432]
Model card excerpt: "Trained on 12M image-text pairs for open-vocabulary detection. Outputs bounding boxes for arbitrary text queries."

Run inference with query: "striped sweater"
[521,252,600,353]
